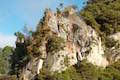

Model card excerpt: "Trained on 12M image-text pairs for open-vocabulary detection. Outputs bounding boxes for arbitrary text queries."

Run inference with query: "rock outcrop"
[20,8,110,80]
[109,32,120,43]
[19,58,43,80]
[106,33,120,63]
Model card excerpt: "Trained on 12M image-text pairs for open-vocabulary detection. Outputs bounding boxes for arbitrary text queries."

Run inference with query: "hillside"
[0,0,120,80]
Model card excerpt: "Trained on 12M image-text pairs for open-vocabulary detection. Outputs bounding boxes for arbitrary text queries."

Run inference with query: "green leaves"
[81,0,120,35]
[0,46,13,74]
[46,36,65,54]
[14,32,24,39]
[36,60,120,80]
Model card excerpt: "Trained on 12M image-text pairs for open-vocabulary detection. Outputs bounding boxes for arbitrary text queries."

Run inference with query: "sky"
[0,0,87,48]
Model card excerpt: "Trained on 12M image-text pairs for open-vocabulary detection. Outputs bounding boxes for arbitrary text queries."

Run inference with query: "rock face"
[43,9,108,70]
[19,58,43,80]
[106,33,120,63]
[109,32,120,43]
[20,8,110,80]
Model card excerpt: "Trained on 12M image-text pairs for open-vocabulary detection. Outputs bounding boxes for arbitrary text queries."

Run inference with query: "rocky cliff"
[19,8,120,80]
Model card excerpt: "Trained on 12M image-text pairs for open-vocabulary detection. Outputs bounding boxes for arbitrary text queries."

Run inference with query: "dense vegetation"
[80,0,120,58]
[81,0,120,36]
[0,32,29,79]
[80,0,120,48]
[0,46,13,74]
[35,60,120,80]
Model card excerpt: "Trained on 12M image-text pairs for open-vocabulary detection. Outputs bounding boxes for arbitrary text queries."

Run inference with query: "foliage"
[27,27,51,58]
[46,36,65,54]
[74,60,120,80]
[99,60,120,80]
[64,56,69,67]
[35,66,82,80]
[35,68,54,80]
[10,32,30,76]
[53,66,82,80]
[35,60,120,80]
[27,24,65,57]
[10,42,30,75]
[80,0,120,36]
[105,37,119,48]
[14,32,24,41]
[1,0,120,79]
[56,8,62,15]
[0,46,13,74]
[74,60,100,80]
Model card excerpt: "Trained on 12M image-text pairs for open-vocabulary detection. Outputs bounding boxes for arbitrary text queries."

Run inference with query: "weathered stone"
[20,8,113,80]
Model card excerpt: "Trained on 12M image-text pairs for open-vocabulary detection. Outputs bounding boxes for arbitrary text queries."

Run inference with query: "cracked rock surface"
[20,8,116,80]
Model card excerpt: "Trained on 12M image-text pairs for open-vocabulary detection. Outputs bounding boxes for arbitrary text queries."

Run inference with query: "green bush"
[0,46,13,74]
[80,0,120,36]
[34,68,54,80]
[35,66,82,80]
[53,66,82,80]
[27,27,51,57]
[35,60,120,80]
[105,38,118,48]
[46,36,65,54]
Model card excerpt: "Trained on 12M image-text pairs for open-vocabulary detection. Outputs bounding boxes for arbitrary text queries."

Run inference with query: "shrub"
[35,66,82,80]
[80,0,120,36]
[105,37,118,48]
[46,36,65,54]
[0,46,13,74]
[34,60,120,80]
[64,56,69,67]
[34,68,54,80]
[53,66,82,80]
[27,28,51,58]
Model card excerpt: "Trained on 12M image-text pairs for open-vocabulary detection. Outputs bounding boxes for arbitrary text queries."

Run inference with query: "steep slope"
[19,8,109,80]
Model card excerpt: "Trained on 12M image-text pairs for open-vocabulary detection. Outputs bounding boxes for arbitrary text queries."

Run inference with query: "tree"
[10,32,30,76]
[0,46,13,74]
[80,0,120,36]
